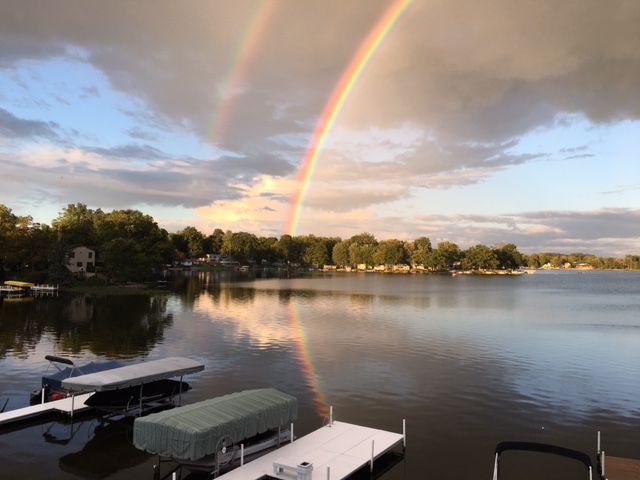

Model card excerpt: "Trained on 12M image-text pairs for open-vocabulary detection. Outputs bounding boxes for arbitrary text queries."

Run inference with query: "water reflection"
[1,270,640,479]
[0,294,173,360]
[58,417,145,479]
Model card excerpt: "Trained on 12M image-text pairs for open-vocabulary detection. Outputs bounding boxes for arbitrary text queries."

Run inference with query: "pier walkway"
[0,393,94,427]
[601,455,640,480]
[217,420,405,480]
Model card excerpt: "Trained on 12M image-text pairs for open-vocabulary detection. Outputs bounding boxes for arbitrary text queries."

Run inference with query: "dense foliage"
[0,203,637,284]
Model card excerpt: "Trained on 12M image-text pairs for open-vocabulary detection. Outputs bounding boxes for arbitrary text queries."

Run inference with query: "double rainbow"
[207,1,413,417]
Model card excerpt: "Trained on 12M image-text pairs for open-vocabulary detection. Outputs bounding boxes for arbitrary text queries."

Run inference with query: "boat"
[30,355,124,405]
[60,357,204,416]
[3,280,35,289]
[492,441,594,479]
[83,378,190,409]
[133,388,298,478]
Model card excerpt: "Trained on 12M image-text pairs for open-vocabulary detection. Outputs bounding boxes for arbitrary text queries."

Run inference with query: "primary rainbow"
[286,0,413,235]
[288,301,328,416]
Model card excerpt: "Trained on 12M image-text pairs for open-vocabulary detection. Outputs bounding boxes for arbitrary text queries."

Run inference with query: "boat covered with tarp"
[132,388,298,462]
[60,357,204,415]
[30,355,124,404]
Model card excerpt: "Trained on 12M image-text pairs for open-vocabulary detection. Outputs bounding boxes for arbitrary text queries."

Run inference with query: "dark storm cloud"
[0,107,60,139]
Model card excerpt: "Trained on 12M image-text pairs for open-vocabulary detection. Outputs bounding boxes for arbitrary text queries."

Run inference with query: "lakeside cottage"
[67,245,98,277]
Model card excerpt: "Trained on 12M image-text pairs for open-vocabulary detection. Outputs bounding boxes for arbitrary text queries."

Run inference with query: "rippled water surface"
[1,270,639,479]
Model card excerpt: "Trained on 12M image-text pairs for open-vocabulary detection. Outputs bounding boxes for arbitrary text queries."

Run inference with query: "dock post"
[370,440,375,472]
[71,395,75,421]
[291,423,294,442]
[330,406,333,425]
[403,419,406,448]
[241,444,244,466]
[41,388,45,404]
[326,466,330,480]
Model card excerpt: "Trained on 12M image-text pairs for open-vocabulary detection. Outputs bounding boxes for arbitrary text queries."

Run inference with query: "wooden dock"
[601,455,640,480]
[216,420,405,480]
[0,393,94,427]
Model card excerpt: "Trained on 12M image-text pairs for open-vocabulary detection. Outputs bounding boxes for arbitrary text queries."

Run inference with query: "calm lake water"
[1,270,639,479]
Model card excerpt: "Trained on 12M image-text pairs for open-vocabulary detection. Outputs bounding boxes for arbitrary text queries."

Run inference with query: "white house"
[67,245,96,277]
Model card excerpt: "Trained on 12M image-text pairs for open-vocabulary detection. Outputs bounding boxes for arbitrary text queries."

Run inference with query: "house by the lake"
[67,245,97,277]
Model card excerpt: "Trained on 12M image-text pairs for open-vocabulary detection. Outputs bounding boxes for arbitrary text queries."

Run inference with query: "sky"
[1,0,639,257]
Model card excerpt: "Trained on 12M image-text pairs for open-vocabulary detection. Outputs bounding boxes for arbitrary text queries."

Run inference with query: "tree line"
[1,203,637,285]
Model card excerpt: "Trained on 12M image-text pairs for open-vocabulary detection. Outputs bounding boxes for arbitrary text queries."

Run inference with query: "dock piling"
[403,419,406,448]
[370,440,375,472]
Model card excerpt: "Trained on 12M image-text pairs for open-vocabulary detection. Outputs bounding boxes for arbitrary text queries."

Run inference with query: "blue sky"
[1,0,639,257]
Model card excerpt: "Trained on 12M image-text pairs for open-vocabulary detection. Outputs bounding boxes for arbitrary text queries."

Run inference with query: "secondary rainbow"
[209,1,279,144]
[286,0,413,235]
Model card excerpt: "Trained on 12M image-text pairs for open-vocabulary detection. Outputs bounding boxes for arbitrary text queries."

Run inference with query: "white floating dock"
[217,420,405,480]
[0,393,94,427]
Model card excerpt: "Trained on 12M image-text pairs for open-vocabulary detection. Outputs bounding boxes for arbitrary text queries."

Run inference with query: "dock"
[0,393,94,428]
[216,420,405,480]
[598,431,640,480]
[600,454,640,480]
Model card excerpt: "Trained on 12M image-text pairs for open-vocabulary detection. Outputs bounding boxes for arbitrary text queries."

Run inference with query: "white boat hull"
[177,429,293,474]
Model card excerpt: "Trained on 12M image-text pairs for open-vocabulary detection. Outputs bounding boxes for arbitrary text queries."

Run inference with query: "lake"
[1,270,639,479]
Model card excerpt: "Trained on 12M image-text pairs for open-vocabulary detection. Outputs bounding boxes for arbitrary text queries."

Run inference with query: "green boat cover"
[133,388,298,461]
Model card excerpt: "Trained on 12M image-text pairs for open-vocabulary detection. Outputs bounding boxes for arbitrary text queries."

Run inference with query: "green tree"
[410,237,432,267]
[181,226,205,259]
[94,209,173,282]
[51,203,100,245]
[373,239,407,267]
[424,250,448,271]
[462,244,499,270]
[100,237,156,283]
[301,235,329,268]
[494,243,523,269]
[624,255,640,270]
[349,232,377,246]
[436,241,462,268]
[13,216,53,272]
[221,231,258,264]
[346,232,377,268]
[275,234,303,264]
[48,236,74,285]
[549,254,567,268]
[332,241,350,268]
[349,242,375,268]
[209,228,225,254]
[0,205,18,277]
[255,236,279,265]
[169,232,188,257]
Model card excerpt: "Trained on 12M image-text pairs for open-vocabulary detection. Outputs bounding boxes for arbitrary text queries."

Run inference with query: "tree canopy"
[0,202,636,285]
